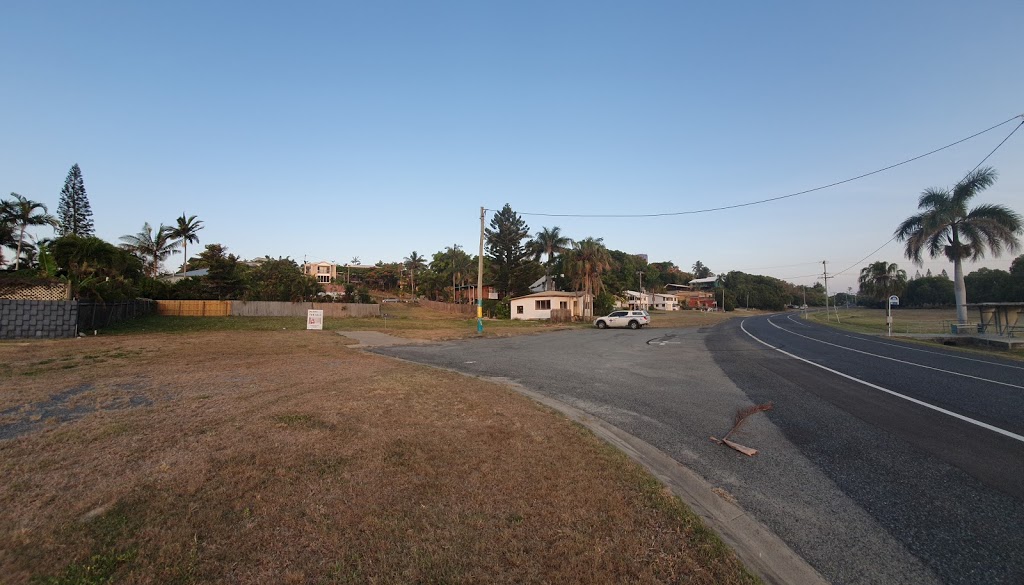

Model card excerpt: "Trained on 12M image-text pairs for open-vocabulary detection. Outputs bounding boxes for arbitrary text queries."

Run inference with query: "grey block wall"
[0,300,78,339]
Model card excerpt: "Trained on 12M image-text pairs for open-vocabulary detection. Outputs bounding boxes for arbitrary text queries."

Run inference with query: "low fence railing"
[78,300,155,331]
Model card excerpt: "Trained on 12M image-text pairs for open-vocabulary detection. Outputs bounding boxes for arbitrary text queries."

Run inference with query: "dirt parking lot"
[0,329,755,584]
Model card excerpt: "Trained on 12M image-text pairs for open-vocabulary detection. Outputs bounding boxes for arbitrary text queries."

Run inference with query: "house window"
[318,275,330,283]
[516,305,524,314]
[559,301,567,309]
[535,300,551,310]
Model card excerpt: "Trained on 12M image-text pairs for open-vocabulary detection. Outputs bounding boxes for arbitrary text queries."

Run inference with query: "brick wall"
[0,301,79,339]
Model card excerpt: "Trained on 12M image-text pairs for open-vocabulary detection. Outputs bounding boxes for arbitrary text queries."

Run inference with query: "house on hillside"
[650,293,679,311]
[667,283,717,310]
[510,291,592,321]
[620,290,650,310]
[302,261,337,284]
[454,283,499,303]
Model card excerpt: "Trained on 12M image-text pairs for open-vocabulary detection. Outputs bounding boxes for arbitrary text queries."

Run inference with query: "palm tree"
[529,226,573,291]
[403,251,426,296]
[857,261,907,304]
[2,193,58,270]
[119,222,181,277]
[0,207,16,268]
[895,167,1022,323]
[169,213,203,274]
[565,237,613,318]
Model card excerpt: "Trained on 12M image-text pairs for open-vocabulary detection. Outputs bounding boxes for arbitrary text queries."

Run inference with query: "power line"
[831,117,1024,279]
[487,114,1023,218]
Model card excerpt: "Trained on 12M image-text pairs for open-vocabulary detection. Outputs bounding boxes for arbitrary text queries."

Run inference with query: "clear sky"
[2,1,1022,294]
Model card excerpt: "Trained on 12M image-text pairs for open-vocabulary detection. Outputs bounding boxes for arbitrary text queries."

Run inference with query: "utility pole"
[451,243,459,310]
[822,261,829,322]
[637,270,644,310]
[477,207,485,335]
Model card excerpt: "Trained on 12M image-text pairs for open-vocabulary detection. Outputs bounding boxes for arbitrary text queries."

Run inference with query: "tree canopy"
[485,204,533,298]
[56,164,95,237]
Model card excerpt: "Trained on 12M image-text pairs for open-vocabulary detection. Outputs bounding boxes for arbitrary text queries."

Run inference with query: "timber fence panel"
[417,299,476,316]
[155,300,231,317]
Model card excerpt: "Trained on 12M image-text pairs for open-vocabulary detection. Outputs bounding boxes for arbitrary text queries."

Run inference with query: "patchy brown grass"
[0,331,757,585]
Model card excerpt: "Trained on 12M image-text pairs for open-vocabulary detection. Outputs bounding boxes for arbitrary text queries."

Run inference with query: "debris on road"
[711,402,774,457]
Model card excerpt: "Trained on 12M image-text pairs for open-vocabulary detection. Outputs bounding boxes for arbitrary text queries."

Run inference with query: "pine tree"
[56,164,95,237]
[485,204,531,297]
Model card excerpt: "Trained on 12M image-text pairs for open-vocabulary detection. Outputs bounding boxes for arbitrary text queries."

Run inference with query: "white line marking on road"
[765,316,1024,390]
[835,332,1024,371]
[785,314,809,327]
[740,318,1024,443]
[783,316,1024,370]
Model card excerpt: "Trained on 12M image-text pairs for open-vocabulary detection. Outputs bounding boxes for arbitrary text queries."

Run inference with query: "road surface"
[372,314,1024,584]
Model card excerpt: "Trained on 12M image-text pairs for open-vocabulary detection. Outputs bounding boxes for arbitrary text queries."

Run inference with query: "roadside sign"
[889,295,900,306]
[307,309,324,330]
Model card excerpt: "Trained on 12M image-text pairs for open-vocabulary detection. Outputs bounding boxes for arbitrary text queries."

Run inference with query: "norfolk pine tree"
[57,163,95,237]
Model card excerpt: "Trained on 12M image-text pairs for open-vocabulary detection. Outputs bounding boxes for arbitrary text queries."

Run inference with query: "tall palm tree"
[119,222,181,278]
[403,251,426,296]
[894,167,1022,323]
[169,213,203,274]
[2,193,58,270]
[857,261,907,304]
[565,237,613,318]
[529,226,573,291]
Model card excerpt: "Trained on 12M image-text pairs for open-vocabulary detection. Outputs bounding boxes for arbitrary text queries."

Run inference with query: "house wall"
[303,262,337,284]
[511,296,580,320]
[0,300,78,339]
[650,294,679,311]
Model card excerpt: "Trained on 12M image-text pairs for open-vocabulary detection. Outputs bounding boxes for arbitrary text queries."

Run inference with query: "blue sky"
[2,1,1022,293]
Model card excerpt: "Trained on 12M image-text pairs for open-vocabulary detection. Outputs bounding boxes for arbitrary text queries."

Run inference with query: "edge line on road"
[834,331,1024,371]
[765,316,1024,390]
[739,318,1024,444]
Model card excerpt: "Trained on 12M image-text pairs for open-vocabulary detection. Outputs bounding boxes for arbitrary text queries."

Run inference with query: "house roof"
[160,268,209,280]
[689,276,718,285]
[509,291,588,301]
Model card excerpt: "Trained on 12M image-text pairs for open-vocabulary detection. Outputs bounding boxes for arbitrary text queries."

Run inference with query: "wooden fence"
[417,299,476,316]
[156,300,232,316]
[550,308,574,322]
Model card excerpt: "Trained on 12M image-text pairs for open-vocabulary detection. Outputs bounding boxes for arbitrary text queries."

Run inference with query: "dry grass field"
[0,324,757,584]
[804,307,959,334]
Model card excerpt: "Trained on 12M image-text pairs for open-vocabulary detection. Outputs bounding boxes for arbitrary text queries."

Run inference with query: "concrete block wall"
[0,300,79,339]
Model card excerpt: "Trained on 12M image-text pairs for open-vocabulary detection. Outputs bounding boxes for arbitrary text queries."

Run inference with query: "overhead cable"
[489,114,1023,218]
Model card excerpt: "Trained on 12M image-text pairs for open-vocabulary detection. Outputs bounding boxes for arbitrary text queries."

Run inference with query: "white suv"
[594,310,650,330]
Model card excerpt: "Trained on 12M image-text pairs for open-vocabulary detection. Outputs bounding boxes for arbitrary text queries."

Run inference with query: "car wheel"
[628,320,639,330]
[597,321,608,329]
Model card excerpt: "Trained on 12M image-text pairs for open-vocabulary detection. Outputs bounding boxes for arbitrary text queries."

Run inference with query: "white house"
[650,293,679,311]
[510,291,592,320]
[619,290,651,310]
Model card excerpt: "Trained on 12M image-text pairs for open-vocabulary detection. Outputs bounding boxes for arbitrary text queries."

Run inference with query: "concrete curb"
[499,380,829,585]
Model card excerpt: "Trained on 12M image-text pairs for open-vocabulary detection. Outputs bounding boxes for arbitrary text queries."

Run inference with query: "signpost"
[306,309,324,331]
[887,295,899,337]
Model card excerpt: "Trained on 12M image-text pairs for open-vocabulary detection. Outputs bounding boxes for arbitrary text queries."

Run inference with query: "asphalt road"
[372,315,1024,584]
